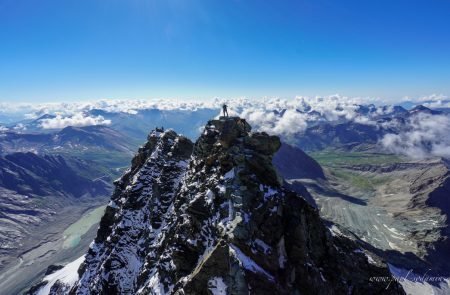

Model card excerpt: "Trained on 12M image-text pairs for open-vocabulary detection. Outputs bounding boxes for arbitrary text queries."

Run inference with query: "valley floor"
[290,151,448,274]
[0,202,107,295]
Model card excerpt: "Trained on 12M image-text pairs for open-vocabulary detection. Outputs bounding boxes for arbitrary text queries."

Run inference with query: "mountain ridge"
[29,117,404,294]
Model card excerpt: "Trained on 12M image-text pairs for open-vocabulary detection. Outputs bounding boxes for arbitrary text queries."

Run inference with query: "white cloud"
[40,113,111,129]
[0,94,448,119]
[422,100,450,109]
[400,94,450,108]
[417,94,448,102]
[1,96,449,159]
[353,116,377,126]
[1,96,382,137]
[380,113,450,159]
[0,95,379,117]
[237,107,308,139]
[223,95,374,138]
[13,123,27,131]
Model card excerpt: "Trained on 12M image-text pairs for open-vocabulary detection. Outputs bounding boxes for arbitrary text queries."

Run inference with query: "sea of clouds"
[1,94,449,159]
[380,113,450,159]
[1,95,375,131]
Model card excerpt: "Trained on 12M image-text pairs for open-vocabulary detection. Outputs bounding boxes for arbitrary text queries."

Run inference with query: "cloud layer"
[1,96,449,159]
[380,113,450,159]
[403,94,450,109]
[40,113,111,129]
[2,96,385,138]
[232,96,386,139]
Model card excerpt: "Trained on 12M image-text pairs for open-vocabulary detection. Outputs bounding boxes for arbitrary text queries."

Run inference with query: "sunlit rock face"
[35,117,404,294]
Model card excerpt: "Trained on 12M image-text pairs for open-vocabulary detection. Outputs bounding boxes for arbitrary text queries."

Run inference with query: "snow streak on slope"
[388,264,450,295]
[74,130,192,294]
[37,256,85,295]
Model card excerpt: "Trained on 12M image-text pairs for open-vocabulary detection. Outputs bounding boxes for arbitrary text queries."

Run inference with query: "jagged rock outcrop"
[37,117,404,294]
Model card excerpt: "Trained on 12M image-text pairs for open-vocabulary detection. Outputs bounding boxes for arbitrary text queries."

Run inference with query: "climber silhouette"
[222,104,229,117]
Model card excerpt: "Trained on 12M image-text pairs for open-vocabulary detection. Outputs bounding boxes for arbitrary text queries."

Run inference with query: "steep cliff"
[32,117,404,294]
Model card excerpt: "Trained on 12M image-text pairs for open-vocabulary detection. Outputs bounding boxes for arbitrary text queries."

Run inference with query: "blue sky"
[0,0,449,103]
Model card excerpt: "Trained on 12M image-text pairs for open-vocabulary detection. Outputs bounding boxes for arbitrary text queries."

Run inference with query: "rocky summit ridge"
[32,117,404,294]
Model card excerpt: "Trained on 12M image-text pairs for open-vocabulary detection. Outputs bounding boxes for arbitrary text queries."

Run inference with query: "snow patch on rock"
[230,244,274,281]
[37,256,85,295]
[208,277,228,295]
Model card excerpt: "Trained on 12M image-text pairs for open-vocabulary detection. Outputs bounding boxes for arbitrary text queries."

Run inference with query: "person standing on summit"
[222,104,229,117]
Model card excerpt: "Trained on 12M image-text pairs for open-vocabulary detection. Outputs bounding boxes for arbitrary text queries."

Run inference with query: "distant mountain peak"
[35,114,56,121]
[409,104,442,115]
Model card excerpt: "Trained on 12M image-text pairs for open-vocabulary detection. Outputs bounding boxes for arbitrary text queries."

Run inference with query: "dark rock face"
[71,129,193,294]
[424,174,450,275]
[408,105,442,116]
[45,265,65,276]
[27,280,49,295]
[273,143,325,180]
[65,117,403,294]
